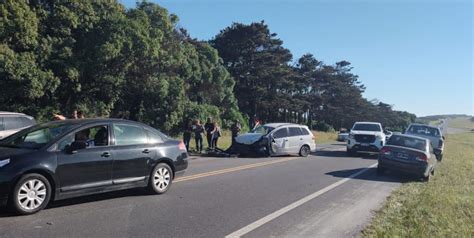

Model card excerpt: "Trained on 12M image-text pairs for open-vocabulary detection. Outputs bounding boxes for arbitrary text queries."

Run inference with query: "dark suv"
[0,119,188,215]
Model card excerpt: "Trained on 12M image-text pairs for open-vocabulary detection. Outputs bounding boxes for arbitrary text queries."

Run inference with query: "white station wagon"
[234,123,316,157]
[0,112,36,140]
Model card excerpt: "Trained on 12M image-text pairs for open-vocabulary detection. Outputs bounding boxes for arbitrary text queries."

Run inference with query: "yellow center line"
[174,157,300,183]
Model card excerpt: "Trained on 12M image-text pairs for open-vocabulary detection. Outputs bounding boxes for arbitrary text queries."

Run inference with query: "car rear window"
[299,127,310,135]
[387,135,427,151]
[407,125,440,137]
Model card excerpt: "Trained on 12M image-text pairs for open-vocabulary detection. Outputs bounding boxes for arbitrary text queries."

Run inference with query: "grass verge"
[363,133,474,237]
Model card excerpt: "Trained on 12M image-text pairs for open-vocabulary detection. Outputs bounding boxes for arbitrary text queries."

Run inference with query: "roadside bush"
[312,121,335,132]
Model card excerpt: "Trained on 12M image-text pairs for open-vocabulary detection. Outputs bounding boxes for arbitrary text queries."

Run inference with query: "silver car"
[404,123,444,160]
[235,123,316,157]
[0,112,36,140]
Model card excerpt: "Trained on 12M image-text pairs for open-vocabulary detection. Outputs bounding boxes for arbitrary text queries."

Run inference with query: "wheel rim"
[302,146,310,156]
[153,167,171,191]
[17,179,47,211]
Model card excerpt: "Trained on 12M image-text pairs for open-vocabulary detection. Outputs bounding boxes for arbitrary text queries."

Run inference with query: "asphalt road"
[0,143,406,238]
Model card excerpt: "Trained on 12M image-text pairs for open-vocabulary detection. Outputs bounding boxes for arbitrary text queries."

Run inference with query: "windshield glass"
[251,125,275,135]
[407,125,440,137]
[352,123,381,132]
[387,135,427,151]
[0,122,74,149]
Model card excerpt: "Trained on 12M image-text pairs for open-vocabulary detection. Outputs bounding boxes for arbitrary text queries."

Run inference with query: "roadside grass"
[312,131,337,144]
[180,130,337,152]
[363,133,474,237]
[448,117,474,130]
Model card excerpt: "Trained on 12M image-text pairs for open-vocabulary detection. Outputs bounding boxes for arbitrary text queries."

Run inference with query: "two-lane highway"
[0,143,403,238]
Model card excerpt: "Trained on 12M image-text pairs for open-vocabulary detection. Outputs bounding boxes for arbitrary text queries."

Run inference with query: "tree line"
[0,1,415,134]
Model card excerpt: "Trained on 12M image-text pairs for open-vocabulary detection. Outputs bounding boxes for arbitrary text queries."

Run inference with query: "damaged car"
[228,123,316,157]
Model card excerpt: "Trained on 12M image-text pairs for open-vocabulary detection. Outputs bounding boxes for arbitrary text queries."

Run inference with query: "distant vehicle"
[0,119,188,215]
[347,122,386,155]
[0,112,36,140]
[337,128,349,142]
[234,123,316,157]
[404,123,444,161]
[377,134,439,181]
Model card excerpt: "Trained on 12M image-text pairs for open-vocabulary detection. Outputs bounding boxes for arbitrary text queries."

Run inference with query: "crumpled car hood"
[235,133,263,145]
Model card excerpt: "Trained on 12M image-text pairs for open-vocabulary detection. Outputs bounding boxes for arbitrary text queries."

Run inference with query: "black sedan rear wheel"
[148,163,173,194]
[10,173,51,215]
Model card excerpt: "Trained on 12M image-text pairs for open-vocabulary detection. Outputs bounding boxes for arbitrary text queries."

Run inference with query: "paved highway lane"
[0,143,404,238]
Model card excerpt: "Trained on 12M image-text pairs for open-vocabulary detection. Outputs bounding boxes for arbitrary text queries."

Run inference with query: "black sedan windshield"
[0,122,74,149]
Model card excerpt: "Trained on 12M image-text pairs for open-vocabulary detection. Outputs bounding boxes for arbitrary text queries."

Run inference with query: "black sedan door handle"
[142,149,151,154]
[101,152,111,157]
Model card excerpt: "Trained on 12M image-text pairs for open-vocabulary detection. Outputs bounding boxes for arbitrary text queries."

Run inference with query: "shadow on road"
[326,167,421,183]
[312,150,378,160]
[0,188,148,217]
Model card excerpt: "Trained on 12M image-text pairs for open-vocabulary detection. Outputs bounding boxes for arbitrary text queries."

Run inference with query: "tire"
[437,154,443,162]
[299,145,311,157]
[148,163,173,194]
[10,173,52,215]
[376,166,386,175]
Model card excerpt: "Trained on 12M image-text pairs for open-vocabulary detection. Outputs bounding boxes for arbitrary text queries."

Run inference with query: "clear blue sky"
[121,0,473,117]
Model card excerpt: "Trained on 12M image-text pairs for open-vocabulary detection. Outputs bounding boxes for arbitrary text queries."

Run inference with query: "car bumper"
[347,139,384,152]
[378,158,429,176]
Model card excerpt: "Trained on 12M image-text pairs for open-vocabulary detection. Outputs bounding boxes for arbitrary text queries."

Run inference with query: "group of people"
[53,110,85,120]
[182,117,242,153]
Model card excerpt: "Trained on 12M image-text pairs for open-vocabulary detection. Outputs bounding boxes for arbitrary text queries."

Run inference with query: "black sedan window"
[0,123,73,149]
[113,124,147,145]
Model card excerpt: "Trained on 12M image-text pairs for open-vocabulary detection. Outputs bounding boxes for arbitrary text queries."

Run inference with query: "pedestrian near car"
[193,120,204,153]
[183,120,192,151]
[231,120,241,144]
[211,121,221,150]
[205,117,215,149]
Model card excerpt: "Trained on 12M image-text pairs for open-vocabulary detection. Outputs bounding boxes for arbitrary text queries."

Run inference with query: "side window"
[58,125,109,150]
[0,117,4,131]
[289,127,302,137]
[299,127,310,135]
[146,130,164,144]
[273,128,288,139]
[113,124,147,146]
[19,117,35,128]
[4,117,23,130]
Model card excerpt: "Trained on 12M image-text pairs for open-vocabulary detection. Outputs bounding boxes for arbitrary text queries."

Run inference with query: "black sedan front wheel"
[148,163,173,194]
[11,173,51,215]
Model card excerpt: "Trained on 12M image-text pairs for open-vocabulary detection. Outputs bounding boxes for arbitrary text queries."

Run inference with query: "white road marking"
[225,162,378,238]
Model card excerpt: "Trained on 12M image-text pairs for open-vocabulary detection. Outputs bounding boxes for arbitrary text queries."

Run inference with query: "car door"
[55,124,113,192]
[270,127,289,154]
[287,127,304,153]
[111,123,154,184]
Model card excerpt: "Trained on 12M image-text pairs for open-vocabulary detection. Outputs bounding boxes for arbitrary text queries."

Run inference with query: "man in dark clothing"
[193,120,204,153]
[231,120,242,144]
[204,117,215,149]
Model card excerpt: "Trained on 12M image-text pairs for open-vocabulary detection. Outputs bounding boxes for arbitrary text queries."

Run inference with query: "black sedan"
[0,119,188,215]
[377,134,439,181]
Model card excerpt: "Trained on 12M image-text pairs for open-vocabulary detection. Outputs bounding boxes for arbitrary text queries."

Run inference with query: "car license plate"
[361,143,369,147]
[397,153,409,159]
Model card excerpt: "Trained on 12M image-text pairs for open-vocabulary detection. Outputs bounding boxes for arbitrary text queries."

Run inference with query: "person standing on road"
[183,120,192,151]
[205,117,215,149]
[231,120,241,144]
[211,121,221,150]
[193,120,204,153]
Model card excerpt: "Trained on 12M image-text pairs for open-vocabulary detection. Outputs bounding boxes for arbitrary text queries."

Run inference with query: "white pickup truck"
[347,122,386,156]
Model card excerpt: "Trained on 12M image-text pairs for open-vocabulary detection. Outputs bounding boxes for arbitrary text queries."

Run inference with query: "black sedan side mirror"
[65,141,87,154]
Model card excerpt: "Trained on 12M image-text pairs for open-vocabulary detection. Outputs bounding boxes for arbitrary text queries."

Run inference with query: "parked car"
[377,134,438,181]
[337,128,349,142]
[346,122,386,155]
[0,119,188,215]
[0,112,36,140]
[404,123,444,161]
[233,123,316,157]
